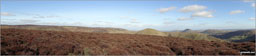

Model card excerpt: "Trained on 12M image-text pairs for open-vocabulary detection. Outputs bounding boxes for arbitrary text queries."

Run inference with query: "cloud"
[242,0,255,2]
[177,17,193,21]
[123,24,139,27]
[178,5,213,21]
[93,21,115,26]
[96,21,113,24]
[120,16,140,23]
[225,21,238,25]
[17,12,70,19]
[1,12,15,16]
[163,22,172,25]
[120,16,131,19]
[130,19,140,23]
[163,21,174,26]
[123,24,159,28]
[179,5,207,12]
[192,11,214,18]
[252,3,255,7]
[124,24,144,28]
[230,10,244,14]
[158,7,176,13]
[249,17,256,20]
[0,19,18,25]
[96,21,104,23]
[33,15,59,18]
[142,24,160,27]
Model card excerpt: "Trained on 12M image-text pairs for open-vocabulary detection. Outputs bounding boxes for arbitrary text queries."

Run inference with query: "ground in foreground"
[1,28,255,55]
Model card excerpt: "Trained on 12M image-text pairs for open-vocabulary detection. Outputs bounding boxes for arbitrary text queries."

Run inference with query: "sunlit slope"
[136,28,168,36]
[213,30,255,42]
[167,32,226,42]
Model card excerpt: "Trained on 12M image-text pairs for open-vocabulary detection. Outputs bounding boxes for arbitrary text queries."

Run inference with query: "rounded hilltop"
[136,28,167,36]
[182,29,192,32]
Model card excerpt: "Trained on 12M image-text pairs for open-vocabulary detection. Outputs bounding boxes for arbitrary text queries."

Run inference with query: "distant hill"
[167,32,226,42]
[201,29,232,35]
[0,25,136,34]
[182,29,192,32]
[136,28,168,36]
[213,30,255,42]
[181,29,201,33]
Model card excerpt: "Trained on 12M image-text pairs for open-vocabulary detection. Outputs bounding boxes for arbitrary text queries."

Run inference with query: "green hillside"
[168,32,226,42]
[201,29,232,35]
[213,30,255,42]
[136,28,168,36]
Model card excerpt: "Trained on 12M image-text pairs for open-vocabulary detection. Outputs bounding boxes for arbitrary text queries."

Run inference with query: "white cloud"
[124,24,145,28]
[192,11,214,18]
[120,16,131,19]
[252,3,255,7]
[95,20,103,22]
[229,10,245,14]
[226,21,237,24]
[130,19,140,23]
[33,15,59,18]
[163,21,172,25]
[249,17,256,20]
[177,17,193,21]
[242,0,255,2]
[142,24,160,27]
[124,24,140,27]
[1,12,15,16]
[180,5,207,12]
[96,21,114,25]
[120,16,141,23]
[163,21,174,26]
[158,7,176,13]
[123,24,160,28]
[92,21,115,27]
[178,5,213,20]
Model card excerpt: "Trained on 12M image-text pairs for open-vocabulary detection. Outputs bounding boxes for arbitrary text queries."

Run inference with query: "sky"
[1,0,255,31]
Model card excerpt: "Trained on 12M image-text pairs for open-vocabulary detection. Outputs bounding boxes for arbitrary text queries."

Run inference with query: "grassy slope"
[213,30,255,42]
[167,32,226,42]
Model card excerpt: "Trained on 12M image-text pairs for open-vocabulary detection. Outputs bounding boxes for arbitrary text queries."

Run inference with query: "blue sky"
[1,0,255,31]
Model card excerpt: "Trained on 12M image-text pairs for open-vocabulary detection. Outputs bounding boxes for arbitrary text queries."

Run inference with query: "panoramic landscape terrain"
[1,25,255,55]
[1,0,256,55]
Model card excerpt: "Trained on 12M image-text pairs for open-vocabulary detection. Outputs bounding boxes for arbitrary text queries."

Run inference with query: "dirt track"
[1,28,255,55]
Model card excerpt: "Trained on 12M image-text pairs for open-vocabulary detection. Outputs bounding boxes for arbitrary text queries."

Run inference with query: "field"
[1,28,255,55]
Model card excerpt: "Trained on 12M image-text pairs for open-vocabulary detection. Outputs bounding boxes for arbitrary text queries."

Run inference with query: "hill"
[167,32,226,42]
[182,29,192,32]
[1,28,255,55]
[1,25,254,42]
[136,28,168,36]
[181,29,201,33]
[201,29,232,35]
[213,30,255,42]
[0,25,136,34]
